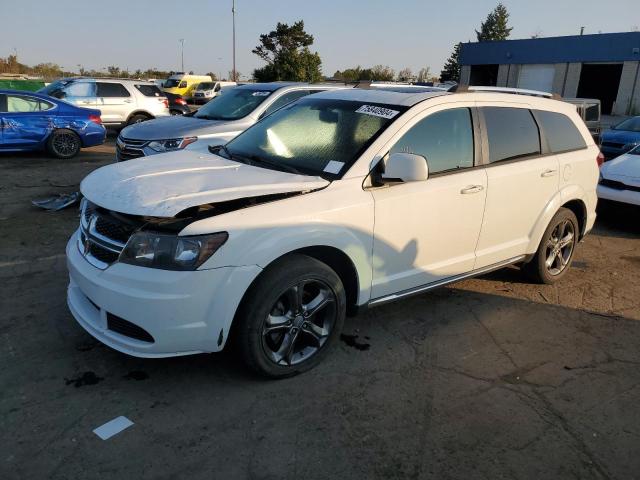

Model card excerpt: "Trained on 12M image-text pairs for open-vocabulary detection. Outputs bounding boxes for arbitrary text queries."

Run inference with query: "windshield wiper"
[196,114,223,121]
[242,154,305,175]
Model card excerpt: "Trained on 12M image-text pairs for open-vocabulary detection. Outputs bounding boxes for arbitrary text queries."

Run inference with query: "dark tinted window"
[535,110,587,153]
[135,84,163,97]
[483,107,540,163]
[263,90,311,117]
[390,108,474,174]
[97,82,131,97]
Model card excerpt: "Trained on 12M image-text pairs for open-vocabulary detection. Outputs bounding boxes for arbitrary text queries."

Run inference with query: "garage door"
[518,64,555,92]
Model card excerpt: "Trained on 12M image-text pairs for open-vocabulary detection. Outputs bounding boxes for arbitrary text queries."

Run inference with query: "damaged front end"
[77,191,305,270]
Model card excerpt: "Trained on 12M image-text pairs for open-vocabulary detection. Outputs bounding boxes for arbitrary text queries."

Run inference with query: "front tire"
[47,129,81,159]
[236,254,346,378]
[127,113,150,125]
[524,208,579,284]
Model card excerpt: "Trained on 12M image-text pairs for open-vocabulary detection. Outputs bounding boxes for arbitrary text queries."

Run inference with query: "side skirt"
[367,255,527,308]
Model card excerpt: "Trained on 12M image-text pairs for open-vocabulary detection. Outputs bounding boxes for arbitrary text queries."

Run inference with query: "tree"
[440,43,461,82]
[476,3,512,41]
[252,20,323,82]
[397,67,413,82]
[228,70,241,81]
[370,65,395,81]
[206,72,218,81]
[416,67,431,83]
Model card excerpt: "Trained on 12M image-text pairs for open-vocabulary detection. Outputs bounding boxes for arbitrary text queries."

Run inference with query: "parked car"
[115,82,346,161]
[0,89,105,158]
[162,74,212,99]
[599,116,640,159]
[563,98,601,141]
[38,78,169,128]
[164,92,190,116]
[67,88,599,377]
[597,144,640,206]
[192,81,237,104]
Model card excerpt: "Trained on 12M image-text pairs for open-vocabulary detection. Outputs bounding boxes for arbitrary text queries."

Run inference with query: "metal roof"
[460,31,640,66]
[308,88,450,106]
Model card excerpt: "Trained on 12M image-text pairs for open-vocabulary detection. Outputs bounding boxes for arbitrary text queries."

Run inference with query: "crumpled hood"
[80,151,329,217]
[601,153,640,185]
[120,115,232,140]
[601,129,640,145]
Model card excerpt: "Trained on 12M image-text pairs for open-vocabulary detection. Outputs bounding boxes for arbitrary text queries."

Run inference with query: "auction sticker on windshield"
[355,105,399,119]
[252,91,271,96]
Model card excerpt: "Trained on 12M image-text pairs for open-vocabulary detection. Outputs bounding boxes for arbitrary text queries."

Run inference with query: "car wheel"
[236,254,346,378]
[127,114,150,125]
[524,207,579,284]
[47,129,81,159]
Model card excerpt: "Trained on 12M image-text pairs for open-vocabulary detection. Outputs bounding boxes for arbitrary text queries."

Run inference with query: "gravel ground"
[1,139,639,479]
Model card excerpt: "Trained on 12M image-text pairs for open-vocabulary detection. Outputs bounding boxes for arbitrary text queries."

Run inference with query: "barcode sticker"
[323,161,345,174]
[252,91,270,96]
[355,105,399,119]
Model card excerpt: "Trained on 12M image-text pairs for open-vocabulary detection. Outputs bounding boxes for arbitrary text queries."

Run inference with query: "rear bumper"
[66,231,261,357]
[597,184,640,206]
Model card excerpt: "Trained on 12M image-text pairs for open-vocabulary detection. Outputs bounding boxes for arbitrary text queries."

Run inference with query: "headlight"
[119,231,228,270]
[148,137,197,152]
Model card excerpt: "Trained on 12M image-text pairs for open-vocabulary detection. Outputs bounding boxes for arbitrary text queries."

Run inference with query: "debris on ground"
[31,192,81,211]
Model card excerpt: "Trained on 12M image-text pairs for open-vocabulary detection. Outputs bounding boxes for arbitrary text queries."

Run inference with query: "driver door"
[369,106,487,300]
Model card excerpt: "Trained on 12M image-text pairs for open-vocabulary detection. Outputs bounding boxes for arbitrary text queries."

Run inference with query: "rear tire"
[523,207,579,284]
[127,113,150,125]
[47,129,81,159]
[235,254,346,378]
[170,109,182,116]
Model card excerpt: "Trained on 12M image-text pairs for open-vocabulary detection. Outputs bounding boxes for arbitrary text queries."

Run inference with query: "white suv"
[39,78,170,127]
[67,88,600,377]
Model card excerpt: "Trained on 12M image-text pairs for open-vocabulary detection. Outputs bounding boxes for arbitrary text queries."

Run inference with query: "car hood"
[601,153,640,184]
[601,129,640,145]
[80,151,330,217]
[119,115,238,140]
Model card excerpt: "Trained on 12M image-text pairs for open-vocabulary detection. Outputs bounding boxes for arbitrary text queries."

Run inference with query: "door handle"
[460,185,484,194]
[541,169,557,177]
[123,99,133,103]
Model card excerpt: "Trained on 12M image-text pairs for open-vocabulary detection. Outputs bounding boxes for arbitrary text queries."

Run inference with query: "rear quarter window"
[534,110,587,153]
[135,84,164,97]
[482,107,541,163]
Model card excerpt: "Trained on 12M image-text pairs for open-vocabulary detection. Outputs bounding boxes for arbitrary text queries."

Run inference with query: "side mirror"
[381,152,429,183]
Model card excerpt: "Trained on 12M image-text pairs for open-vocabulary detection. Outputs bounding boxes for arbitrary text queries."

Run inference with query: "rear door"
[0,93,57,149]
[96,82,132,124]
[474,105,559,268]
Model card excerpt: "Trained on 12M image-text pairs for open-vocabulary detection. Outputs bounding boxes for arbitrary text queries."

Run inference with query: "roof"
[236,82,308,91]
[307,88,450,106]
[460,31,640,65]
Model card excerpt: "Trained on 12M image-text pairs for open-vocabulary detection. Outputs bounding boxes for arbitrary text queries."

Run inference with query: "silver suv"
[38,78,170,127]
[115,82,348,161]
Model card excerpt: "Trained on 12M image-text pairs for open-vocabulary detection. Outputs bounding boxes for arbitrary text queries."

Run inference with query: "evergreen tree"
[440,43,461,82]
[476,3,513,41]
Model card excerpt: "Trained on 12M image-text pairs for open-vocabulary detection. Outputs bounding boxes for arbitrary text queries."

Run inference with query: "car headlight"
[148,137,197,152]
[119,231,228,270]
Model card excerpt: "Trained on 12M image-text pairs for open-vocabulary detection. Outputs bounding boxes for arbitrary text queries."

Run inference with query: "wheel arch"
[125,110,154,123]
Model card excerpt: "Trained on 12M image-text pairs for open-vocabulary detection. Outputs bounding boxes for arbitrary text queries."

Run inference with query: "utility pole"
[179,38,185,71]
[232,0,236,81]
[580,26,584,36]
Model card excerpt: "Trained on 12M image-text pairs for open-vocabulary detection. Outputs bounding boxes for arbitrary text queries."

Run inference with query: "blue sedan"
[0,89,106,158]
[600,116,640,160]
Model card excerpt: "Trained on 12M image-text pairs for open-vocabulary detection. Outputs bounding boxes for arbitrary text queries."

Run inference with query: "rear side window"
[135,84,163,97]
[483,107,540,163]
[389,108,474,174]
[4,95,55,112]
[97,82,131,97]
[535,110,587,153]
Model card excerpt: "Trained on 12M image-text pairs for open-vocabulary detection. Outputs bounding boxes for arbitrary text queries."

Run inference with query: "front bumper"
[66,231,261,357]
[597,184,640,206]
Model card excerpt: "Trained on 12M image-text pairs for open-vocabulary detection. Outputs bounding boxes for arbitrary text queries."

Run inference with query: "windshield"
[164,79,181,88]
[194,88,273,121]
[613,117,640,132]
[197,82,215,90]
[221,98,405,178]
[38,80,69,95]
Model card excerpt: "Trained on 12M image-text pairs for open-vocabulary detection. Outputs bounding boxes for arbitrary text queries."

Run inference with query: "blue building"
[459,32,640,115]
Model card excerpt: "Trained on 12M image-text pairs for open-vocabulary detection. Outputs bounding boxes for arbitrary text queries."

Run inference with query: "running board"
[368,255,526,307]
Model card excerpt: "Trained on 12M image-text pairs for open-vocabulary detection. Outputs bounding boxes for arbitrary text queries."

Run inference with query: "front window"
[221,98,405,178]
[613,117,640,132]
[197,82,215,90]
[194,88,274,121]
[164,79,181,88]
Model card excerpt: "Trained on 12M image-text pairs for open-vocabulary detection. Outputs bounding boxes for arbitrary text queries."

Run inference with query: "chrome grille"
[116,136,149,161]
[78,200,137,269]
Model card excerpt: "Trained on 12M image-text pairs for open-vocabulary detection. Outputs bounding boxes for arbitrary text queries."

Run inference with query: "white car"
[67,88,600,377]
[192,81,236,104]
[598,145,640,206]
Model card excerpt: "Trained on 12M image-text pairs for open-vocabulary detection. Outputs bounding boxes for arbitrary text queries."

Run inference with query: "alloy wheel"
[261,279,337,366]
[545,219,575,276]
[53,133,78,156]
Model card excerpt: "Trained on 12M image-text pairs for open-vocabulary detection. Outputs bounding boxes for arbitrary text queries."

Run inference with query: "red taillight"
[596,151,605,167]
[162,98,169,108]
[89,114,102,125]
[176,98,187,105]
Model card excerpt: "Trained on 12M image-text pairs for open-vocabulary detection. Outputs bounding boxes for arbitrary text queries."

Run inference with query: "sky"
[2,0,639,79]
